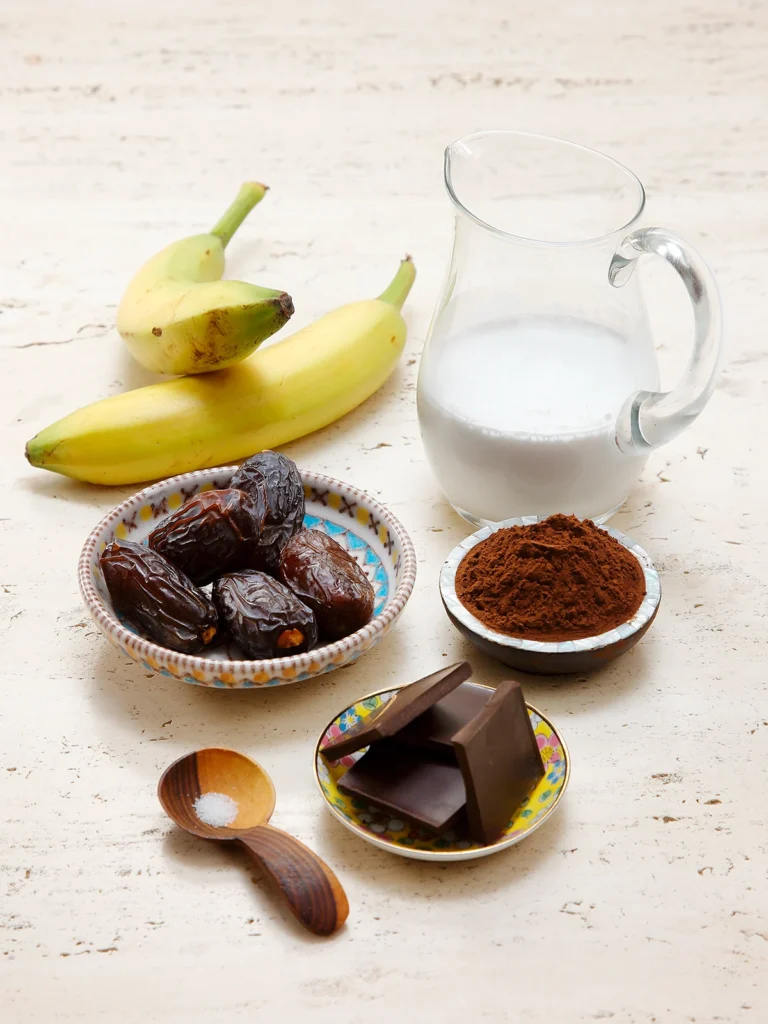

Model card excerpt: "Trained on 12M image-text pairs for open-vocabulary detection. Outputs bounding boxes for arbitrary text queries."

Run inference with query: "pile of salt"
[193,791,238,828]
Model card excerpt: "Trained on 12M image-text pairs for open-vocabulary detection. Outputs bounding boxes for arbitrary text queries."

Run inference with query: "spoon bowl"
[159,747,349,935]
[159,747,276,838]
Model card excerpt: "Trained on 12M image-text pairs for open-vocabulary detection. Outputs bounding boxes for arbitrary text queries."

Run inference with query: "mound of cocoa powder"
[455,514,646,642]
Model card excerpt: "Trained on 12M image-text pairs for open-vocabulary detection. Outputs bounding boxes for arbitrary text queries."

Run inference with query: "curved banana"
[26,258,416,486]
[117,182,294,375]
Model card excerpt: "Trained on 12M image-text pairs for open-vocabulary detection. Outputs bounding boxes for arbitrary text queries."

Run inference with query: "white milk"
[417,315,656,523]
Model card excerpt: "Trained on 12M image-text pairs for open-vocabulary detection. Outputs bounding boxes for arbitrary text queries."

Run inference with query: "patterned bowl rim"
[77,466,418,677]
[440,516,661,656]
[313,682,571,860]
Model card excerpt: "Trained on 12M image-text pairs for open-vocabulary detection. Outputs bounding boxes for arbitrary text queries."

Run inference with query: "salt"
[194,791,238,828]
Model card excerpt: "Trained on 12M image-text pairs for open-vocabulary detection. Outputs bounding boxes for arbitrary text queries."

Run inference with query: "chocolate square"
[451,680,544,845]
[320,661,471,760]
[395,681,491,754]
[337,741,466,832]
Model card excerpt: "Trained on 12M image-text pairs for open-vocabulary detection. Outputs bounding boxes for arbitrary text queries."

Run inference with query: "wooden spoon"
[158,747,349,936]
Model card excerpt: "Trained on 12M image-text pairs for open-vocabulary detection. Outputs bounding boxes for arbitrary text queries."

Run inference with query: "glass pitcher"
[417,131,723,525]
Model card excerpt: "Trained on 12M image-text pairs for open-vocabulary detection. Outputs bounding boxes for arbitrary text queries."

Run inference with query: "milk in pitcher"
[417,314,657,524]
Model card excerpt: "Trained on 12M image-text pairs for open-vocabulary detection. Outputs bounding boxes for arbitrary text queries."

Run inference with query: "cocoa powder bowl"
[439,516,661,675]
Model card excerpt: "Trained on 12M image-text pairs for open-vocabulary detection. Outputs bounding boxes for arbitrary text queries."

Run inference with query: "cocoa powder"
[455,514,646,641]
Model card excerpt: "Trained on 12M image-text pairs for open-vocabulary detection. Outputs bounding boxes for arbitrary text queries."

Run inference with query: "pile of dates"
[100,452,375,657]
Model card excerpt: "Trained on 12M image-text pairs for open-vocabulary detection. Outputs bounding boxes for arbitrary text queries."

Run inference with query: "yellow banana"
[26,258,416,486]
[117,182,294,375]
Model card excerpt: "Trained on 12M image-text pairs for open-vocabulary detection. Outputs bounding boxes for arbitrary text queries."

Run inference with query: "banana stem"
[377,255,416,311]
[210,182,268,248]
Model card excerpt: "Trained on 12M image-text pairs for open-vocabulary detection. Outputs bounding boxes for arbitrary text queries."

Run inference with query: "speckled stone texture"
[1,0,766,1021]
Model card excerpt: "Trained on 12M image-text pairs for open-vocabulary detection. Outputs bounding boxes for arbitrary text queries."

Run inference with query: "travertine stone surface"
[1,1,766,1020]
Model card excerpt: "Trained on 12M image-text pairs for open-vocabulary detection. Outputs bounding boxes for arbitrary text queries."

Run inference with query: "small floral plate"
[314,683,570,861]
[78,467,416,688]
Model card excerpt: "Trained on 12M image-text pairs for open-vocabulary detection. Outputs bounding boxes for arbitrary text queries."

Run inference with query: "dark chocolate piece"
[396,681,491,754]
[452,680,544,845]
[338,741,466,832]
[320,661,471,760]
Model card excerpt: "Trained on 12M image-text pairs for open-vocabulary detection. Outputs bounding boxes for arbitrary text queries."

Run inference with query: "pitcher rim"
[444,130,647,248]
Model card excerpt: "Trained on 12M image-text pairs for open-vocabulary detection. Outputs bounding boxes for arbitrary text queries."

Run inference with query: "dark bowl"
[439,516,661,676]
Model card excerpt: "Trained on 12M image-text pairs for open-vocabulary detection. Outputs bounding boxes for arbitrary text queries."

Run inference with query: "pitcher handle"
[609,226,723,454]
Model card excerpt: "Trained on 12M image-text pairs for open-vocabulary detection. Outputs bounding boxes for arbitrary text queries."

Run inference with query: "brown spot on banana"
[277,292,294,319]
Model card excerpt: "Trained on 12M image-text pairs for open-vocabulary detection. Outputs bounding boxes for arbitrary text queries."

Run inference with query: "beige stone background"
[1,0,766,1020]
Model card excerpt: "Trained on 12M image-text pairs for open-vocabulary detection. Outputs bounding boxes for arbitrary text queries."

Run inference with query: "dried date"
[100,540,218,654]
[148,489,262,586]
[279,529,375,641]
[230,451,304,573]
[213,570,317,659]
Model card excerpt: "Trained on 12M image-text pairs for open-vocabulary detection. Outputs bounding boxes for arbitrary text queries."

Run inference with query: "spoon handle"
[237,825,349,935]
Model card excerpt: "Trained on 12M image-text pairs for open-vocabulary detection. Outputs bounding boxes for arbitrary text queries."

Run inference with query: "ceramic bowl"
[440,516,661,675]
[314,682,569,862]
[78,467,417,688]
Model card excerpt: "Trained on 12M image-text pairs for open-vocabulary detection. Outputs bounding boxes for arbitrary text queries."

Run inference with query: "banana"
[116,182,294,375]
[26,258,416,486]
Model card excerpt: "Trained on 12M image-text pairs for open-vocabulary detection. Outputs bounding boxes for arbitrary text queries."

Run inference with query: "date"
[279,529,375,641]
[148,488,262,586]
[213,570,318,659]
[230,451,304,573]
[100,540,218,654]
